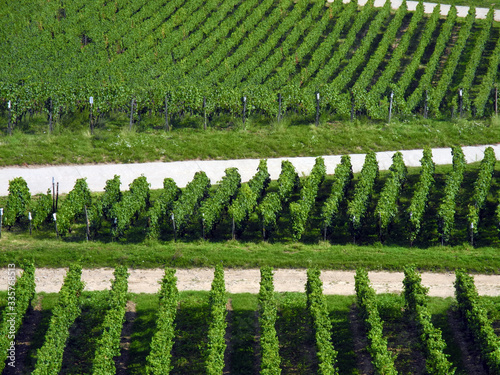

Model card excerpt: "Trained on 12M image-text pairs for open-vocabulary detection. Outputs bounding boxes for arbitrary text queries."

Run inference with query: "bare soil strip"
[349,304,375,375]
[115,301,137,375]
[2,268,499,296]
[447,309,488,375]
[5,296,43,375]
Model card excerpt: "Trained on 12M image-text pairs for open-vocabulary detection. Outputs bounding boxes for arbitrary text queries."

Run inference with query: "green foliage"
[92,266,129,374]
[146,178,180,240]
[455,270,500,373]
[31,189,52,230]
[403,266,455,374]
[354,269,397,374]
[258,266,281,375]
[172,171,211,236]
[277,160,300,202]
[257,160,299,238]
[290,157,326,240]
[110,176,150,238]
[305,268,339,375]
[200,168,241,236]
[321,155,353,234]
[228,160,270,235]
[57,178,92,236]
[3,177,31,227]
[33,264,84,375]
[205,264,228,375]
[347,151,379,236]
[437,147,466,244]
[454,8,493,113]
[145,268,179,375]
[367,1,424,118]
[88,175,122,236]
[0,263,35,373]
[404,5,457,113]
[428,7,475,116]
[474,17,500,116]
[375,152,407,237]
[467,147,495,237]
[408,148,435,243]
[352,0,407,112]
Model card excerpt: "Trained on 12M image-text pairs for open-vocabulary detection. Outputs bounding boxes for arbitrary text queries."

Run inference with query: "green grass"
[0,112,500,166]
[1,237,500,272]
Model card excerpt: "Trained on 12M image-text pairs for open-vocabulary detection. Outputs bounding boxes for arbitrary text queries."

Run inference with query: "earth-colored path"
[0,145,498,196]
[1,268,500,297]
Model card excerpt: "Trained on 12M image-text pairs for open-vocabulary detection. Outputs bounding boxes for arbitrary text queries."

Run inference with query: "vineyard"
[1,265,499,374]
[2,147,500,247]
[2,0,500,132]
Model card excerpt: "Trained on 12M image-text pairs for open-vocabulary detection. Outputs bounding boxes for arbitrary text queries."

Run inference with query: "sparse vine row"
[354,268,397,374]
[403,266,455,374]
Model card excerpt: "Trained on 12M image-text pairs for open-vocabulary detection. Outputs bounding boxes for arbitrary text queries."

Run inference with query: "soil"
[2,268,499,296]
[349,304,374,375]
[115,300,137,375]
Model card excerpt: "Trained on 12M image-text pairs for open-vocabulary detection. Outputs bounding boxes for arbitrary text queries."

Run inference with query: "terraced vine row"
[4,147,500,244]
[1,266,499,373]
[3,0,500,126]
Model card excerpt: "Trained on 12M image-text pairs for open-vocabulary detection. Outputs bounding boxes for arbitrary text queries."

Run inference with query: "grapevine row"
[347,151,379,238]
[429,7,475,116]
[437,146,466,244]
[145,268,179,375]
[402,266,455,374]
[171,171,211,237]
[228,159,270,237]
[291,0,356,87]
[305,268,339,375]
[203,0,294,86]
[320,155,353,239]
[258,266,281,374]
[394,4,441,110]
[352,0,408,107]
[354,268,397,374]
[308,0,375,89]
[32,264,84,375]
[200,168,241,237]
[329,0,392,94]
[408,148,435,244]
[474,17,500,116]
[205,264,228,375]
[223,0,314,88]
[454,270,500,373]
[257,160,299,239]
[88,175,122,236]
[57,178,92,236]
[0,263,35,373]
[467,147,496,242]
[375,152,407,238]
[262,0,342,89]
[366,1,424,119]
[404,6,457,113]
[146,178,180,240]
[289,157,326,240]
[92,266,129,374]
[110,176,150,238]
[455,8,493,113]
[180,0,266,78]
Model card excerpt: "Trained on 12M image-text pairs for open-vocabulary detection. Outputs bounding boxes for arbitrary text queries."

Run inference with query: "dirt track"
[2,268,500,297]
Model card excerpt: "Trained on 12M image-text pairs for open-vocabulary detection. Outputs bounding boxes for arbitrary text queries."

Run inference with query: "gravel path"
[2,268,500,296]
[1,145,498,196]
